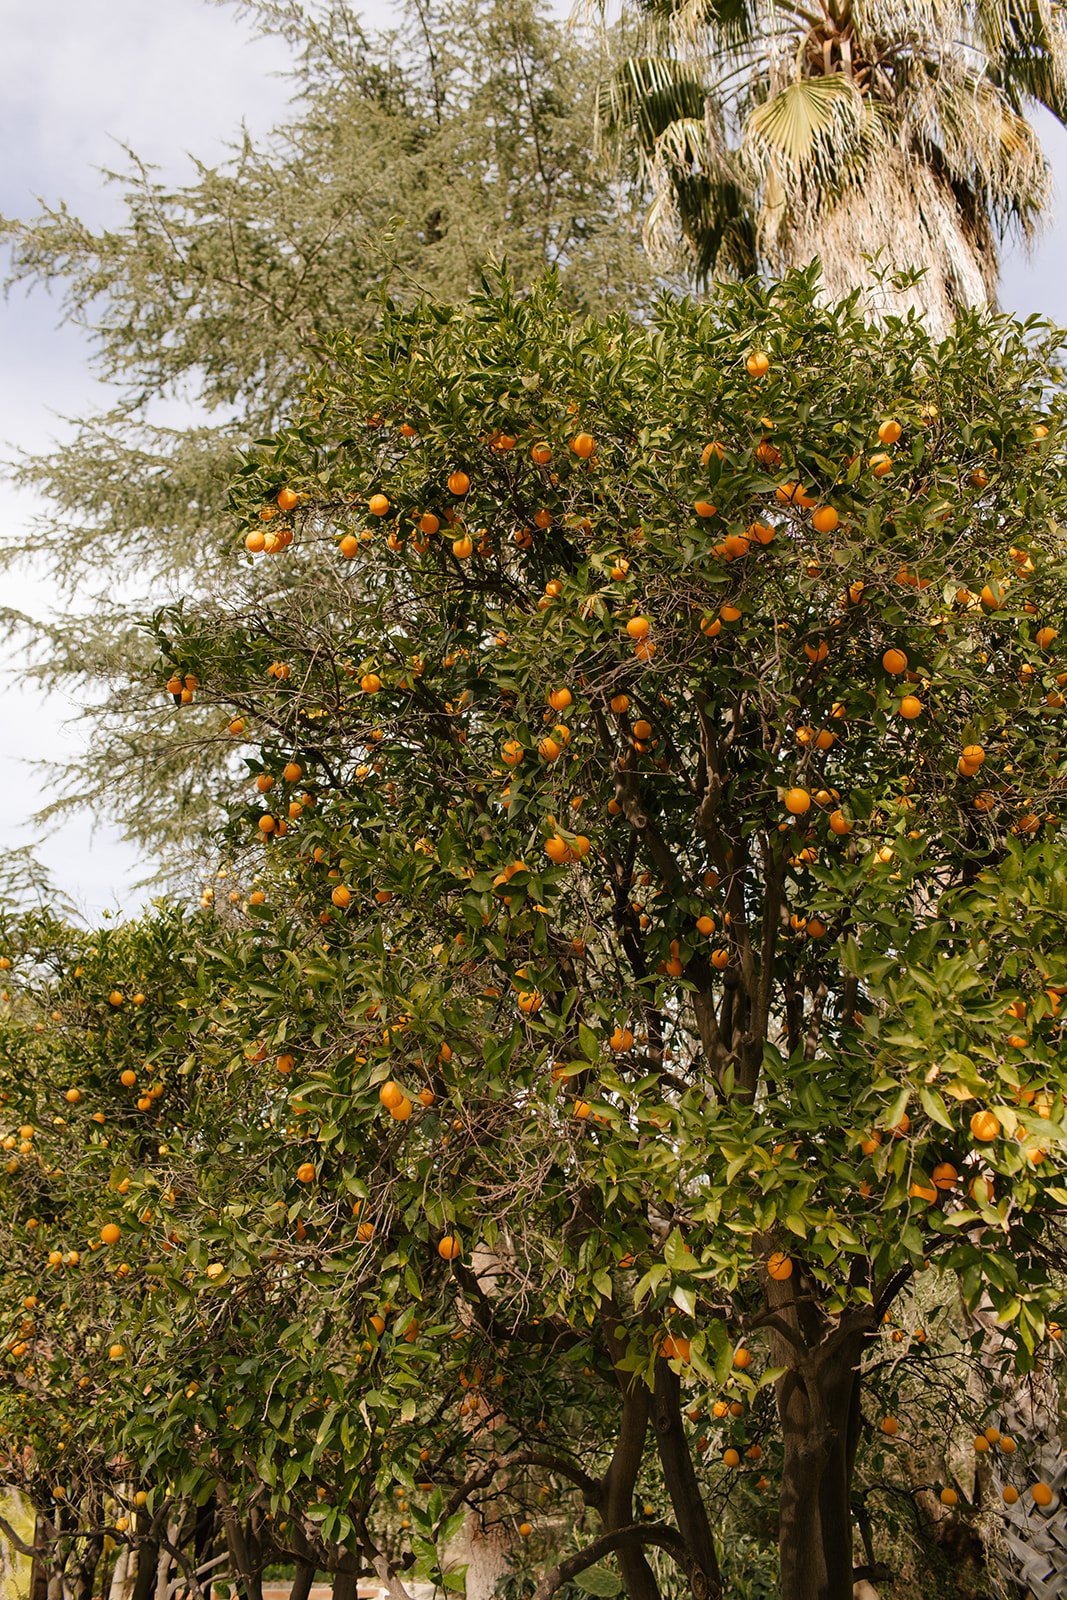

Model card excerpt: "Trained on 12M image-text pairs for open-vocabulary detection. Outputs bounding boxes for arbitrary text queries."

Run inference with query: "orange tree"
[4,270,1067,1600]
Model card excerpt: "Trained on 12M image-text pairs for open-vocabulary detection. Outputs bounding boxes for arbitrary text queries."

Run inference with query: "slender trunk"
[131,1514,160,1600]
[651,1362,721,1600]
[30,1516,50,1600]
[601,1387,661,1600]
[193,1496,217,1600]
[288,1559,316,1600]
[108,1543,135,1600]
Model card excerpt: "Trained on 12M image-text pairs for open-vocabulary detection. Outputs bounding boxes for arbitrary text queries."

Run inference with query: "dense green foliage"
[2,272,1067,1599]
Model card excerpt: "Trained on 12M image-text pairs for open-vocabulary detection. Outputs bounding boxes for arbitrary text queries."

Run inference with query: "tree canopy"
[3,269,1067,1600]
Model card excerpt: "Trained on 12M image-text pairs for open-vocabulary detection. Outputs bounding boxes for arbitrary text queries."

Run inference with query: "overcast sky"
[2,0,1066,922]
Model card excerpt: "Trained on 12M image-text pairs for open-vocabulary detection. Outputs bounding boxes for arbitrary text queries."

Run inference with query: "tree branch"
[531,1524,689,1600]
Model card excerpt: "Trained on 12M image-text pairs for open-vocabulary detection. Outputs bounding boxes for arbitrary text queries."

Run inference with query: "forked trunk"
[776,1334,865,1600]
[651,1363,721,1600]
[602,1387,662,1600]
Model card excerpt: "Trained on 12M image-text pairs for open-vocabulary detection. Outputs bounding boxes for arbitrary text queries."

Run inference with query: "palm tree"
[598,0,1067,334]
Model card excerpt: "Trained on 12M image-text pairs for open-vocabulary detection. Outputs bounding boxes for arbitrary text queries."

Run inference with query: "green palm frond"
[598,54,709,154]
[744,74,866,183]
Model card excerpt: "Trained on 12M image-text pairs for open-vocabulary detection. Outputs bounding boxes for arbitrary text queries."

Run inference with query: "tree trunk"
[772,144,997,341]
[775,1335,866,1600]
[450,1513,511,1600]
[288,1558,316,1600]
[30,1515,50,1600]
[108,1543,136,1600]
[131,1514,160,1600]
[651,1363,721,1600]
[331,1568,357,1600]
[601,1387,661,1600]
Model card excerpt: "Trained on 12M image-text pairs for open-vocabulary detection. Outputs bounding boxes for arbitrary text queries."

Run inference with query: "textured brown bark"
[130,1516,160,1600]
[601,1387,662,1600]
[331,1567,358,1600]
[776,1341,865,1600]
[29,1516,50,1600]
[652,1362,721,1600]
[288,1560,316,1600]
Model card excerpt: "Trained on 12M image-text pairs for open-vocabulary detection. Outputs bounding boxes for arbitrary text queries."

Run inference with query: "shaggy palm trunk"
[774,146,997,341]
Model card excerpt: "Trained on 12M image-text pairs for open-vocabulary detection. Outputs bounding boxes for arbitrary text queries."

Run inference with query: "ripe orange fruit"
[531,443,552,465]
[732,1347,751,1370]
[296,1162,316,1183]
[940,1487,958,1507]
[694,499,717,518]
[283,761,303,783]
[970,1110,999,1142]
[379,1082,404,1110]
[573,1100,591,1120]
[100,1224,121,1246]
[869,452,893,477]
[1036,626,1058,650]
[611,1027,634,1052]
[438,1234,461,1261]
[65,1088,82,1104]
[338,534,359,558]
[277,487,299,511]
[746,352,770,378]
[811,506,838,534]
[878,419,902,445]
[389,1097,413,1121]
[545,837,571,865]
[767,1252,792,1281]
[501,740,524,766]
[1032,1482,1054,1507]
[880,1416,898,1436]
[980,582,1006,610]
[931,1162,958,1191]
[548,687,572,712]
[447,471,470,496]
[899,695,923,720]
[610,694,630,714]
[331,885,352,909]
[109,1343,126,1362]
[518,1523,533,1537]
[828,810,852,835]
[452,535,473,559]
[785,788,811,816]
[626,616,650,641]
[368,493,389,516]
[695,914,715,936]
[108,990,124,1008]
[661,1334,691,1362]
[882,648,907,674]
[120,1069,137,1088]
[710,949,729,970]
[1002,1486,1019,1505]
[570,433,596,459]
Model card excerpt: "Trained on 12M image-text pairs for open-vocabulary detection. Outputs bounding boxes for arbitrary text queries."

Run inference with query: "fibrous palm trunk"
[768,146,997,341]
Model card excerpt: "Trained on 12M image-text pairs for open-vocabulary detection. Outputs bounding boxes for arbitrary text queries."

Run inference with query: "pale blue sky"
[1,0,1065,921]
